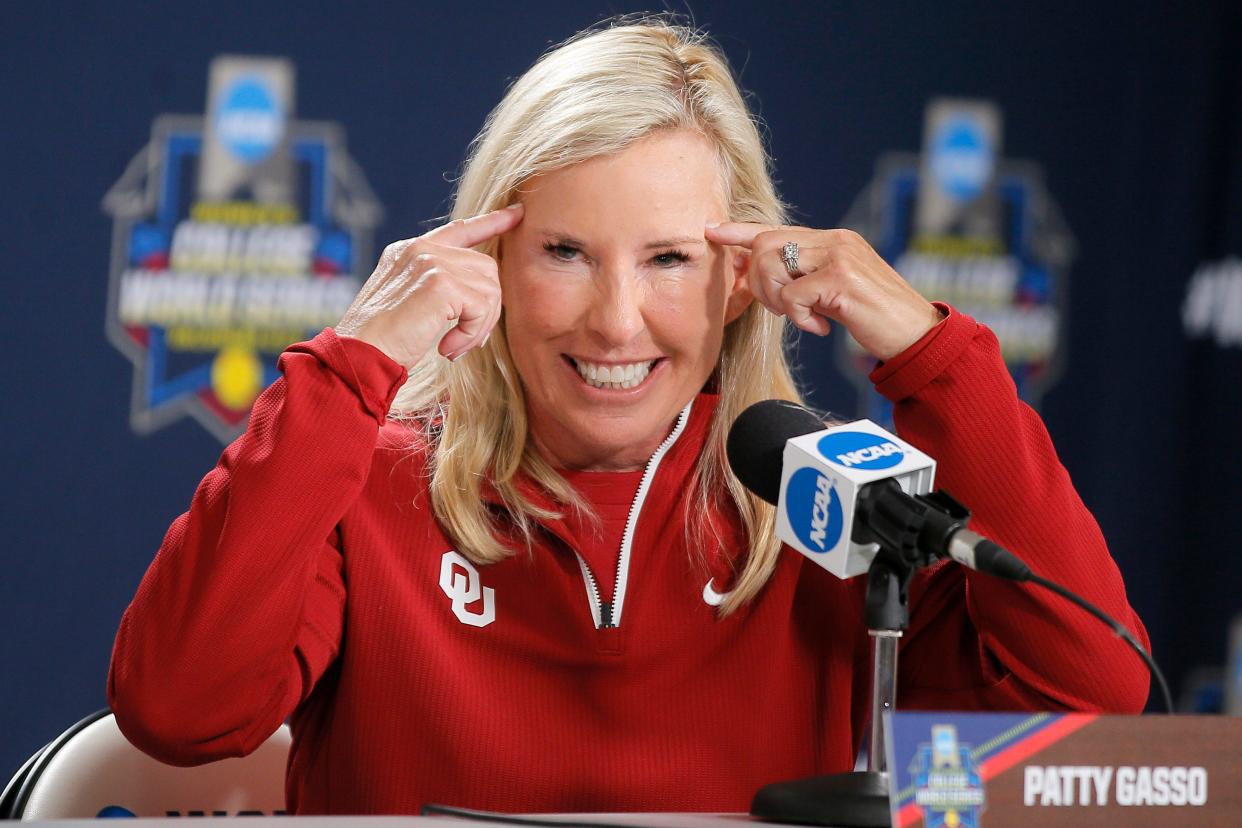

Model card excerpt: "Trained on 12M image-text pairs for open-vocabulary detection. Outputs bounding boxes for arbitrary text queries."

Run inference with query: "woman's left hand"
[705,222,944,361]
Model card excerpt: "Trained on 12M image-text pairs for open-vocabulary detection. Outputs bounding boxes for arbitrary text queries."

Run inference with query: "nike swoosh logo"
[702,579,732,607]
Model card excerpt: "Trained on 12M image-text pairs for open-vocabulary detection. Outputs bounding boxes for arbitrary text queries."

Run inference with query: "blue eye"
[652,251,691,267]
[543,242,579,261]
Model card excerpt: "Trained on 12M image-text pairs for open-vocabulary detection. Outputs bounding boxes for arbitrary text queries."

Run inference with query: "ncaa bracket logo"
[785,467,844,553]
[817,431,905,471]
[102,56,382,443]
[930,114,994,202]
[215,75,284,164]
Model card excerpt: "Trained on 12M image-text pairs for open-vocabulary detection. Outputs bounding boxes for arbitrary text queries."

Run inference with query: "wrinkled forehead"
[514,129,729,240]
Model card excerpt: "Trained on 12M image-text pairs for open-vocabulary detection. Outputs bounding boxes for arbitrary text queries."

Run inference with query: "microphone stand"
[751,482,962,827]
[750,553,913,827]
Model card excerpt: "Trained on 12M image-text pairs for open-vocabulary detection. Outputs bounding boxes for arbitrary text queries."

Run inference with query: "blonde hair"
[391,18,804,613]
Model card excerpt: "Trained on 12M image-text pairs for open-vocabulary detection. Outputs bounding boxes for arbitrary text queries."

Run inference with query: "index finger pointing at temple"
[704,221,778,249]
[423,203,525,249]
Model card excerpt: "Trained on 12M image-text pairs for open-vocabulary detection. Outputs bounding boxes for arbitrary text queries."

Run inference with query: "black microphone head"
[726,400,827,506]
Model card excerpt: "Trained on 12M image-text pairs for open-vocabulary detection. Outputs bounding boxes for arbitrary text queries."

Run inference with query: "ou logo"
[439,551,496,627]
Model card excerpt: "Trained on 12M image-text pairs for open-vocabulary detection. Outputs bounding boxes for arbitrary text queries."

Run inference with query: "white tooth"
[575,361,661,389]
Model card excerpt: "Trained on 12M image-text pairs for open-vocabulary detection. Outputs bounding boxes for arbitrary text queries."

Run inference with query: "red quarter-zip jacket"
[107,307,1150,814]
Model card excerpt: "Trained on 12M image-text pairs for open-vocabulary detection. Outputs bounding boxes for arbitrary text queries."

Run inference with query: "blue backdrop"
[3,0,1240,780]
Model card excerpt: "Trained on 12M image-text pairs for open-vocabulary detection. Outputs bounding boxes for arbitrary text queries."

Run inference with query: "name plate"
[884,711,1241,827]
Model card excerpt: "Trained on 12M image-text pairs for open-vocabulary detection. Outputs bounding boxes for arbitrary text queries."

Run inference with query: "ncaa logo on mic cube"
[786,467,846,553]
[778,421,937,579]
[818,430,908,471]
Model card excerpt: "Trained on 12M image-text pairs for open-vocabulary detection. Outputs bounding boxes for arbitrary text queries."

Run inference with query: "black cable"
[1024,572,1174,714]
[420,803,666,828]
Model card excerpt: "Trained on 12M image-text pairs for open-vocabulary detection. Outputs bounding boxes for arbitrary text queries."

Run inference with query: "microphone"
[725,399,1030,581]
[724,399,1176,789]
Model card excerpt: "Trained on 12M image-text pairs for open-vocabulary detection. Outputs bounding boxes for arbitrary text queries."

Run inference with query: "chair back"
[7,710,290,819]
[0,743,47,818]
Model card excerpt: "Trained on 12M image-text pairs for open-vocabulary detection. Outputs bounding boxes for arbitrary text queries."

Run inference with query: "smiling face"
[498,129,750,471]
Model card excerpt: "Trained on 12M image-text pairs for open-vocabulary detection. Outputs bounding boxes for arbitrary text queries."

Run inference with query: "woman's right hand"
[336,204,523,368]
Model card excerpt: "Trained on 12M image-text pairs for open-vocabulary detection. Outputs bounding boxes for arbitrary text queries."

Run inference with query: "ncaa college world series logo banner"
[841,99,1074,426]
[104,56,381,443]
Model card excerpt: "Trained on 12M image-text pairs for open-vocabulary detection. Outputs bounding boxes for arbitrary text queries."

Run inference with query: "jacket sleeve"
[877,306,1151,713]
[107,329,408,765]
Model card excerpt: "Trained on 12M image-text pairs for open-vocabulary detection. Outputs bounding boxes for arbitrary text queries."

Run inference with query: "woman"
[108,20,1149,815]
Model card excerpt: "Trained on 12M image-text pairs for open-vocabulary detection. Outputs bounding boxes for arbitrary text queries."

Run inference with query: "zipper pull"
[600,601,615,628]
